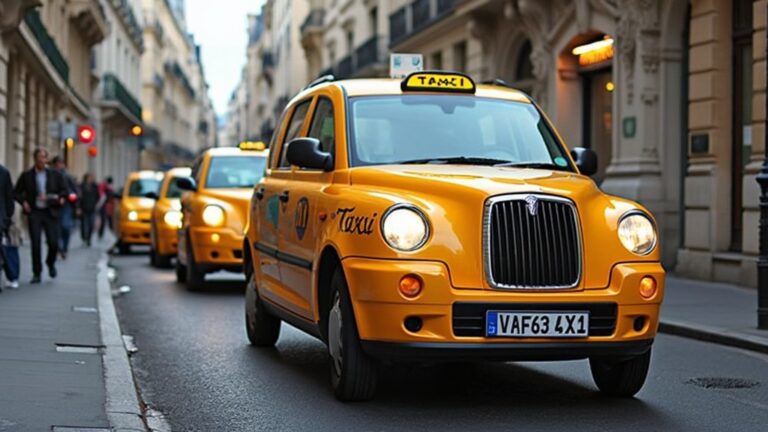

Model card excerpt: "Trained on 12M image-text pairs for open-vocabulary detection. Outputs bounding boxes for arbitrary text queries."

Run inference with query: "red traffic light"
[87,146,98,157]
[78,125,95,144]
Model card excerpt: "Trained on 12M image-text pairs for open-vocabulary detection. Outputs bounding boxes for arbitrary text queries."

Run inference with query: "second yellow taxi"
[149,167,191,268]
[176,143,269,290]
[114,170,163,254]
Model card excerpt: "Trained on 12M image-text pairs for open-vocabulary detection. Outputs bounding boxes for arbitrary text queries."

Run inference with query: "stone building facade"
[1,0,107,180]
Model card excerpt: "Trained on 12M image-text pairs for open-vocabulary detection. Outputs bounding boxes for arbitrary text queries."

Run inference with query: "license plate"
[486,311,589,337]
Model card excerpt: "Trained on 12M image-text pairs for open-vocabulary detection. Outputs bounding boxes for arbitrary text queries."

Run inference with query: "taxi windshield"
[205,156,266,189]
[127,178,161,197]
[348,95,572,169]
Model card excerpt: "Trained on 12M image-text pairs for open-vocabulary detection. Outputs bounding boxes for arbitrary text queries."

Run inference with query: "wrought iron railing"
[24,9,69,83]
[103,73,142,120]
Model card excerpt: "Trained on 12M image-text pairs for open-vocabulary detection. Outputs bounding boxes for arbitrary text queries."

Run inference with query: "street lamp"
[131,124,144,170]
[758,7,768,330]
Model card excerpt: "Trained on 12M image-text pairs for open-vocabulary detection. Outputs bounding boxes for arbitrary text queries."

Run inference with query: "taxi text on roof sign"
[401,71,476,94]
[239,141,266,151]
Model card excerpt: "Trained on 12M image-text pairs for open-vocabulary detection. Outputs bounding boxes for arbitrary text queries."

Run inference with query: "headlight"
[618,212,657,255]
[163,210,183,228]
[127,210,138,222]
[202,205,225,227]
[381,205,429,251]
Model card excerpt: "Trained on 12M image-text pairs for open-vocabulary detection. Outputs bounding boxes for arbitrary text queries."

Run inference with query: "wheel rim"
[328,291,343,377]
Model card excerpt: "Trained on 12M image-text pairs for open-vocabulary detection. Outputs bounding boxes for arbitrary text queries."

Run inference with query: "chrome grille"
[484,195,581,289]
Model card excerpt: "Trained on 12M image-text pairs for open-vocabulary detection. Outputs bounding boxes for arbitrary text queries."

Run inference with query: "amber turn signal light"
[399,275,423,298]
[639,276,657,299]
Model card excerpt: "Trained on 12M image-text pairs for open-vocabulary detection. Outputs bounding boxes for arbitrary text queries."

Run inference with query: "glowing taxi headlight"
[163,210,183,228]
[618,212,657,255]
[381,205,429,251]
[127,210,138,222]
[202,205,225,227]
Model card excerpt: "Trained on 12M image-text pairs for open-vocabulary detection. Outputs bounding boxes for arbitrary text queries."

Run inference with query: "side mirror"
[571,147,598,177]
[177,177,197,192]
[144,191,159,200]
[286,137,333,171]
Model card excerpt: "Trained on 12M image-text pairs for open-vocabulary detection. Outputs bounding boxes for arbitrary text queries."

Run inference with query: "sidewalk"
[0,233,144,431]
[661,275,768,354]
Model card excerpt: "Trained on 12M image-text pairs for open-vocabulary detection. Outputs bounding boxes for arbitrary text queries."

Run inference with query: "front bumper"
[189,226,244,270]
[155,226,179,256]
[361,339,653,361]
[119,221,151,245]
[342,257,663,358]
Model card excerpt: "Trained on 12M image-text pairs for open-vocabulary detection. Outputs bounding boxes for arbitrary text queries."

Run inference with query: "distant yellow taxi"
[176,143,269,290]
[244,71,664,401]
[114,170,163,254]
[149,167,191,268]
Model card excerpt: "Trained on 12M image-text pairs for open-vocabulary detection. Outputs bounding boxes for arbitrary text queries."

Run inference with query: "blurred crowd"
[0,148,118,292]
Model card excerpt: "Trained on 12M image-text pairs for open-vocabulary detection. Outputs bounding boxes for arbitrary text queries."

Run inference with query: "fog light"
[639,276,657,299]
[633,317,646,332]
[399,275,423,298]
[404,316,423,332]
[211,233,220,243]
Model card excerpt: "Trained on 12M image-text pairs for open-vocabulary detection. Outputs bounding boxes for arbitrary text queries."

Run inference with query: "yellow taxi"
[244,71,664,401]
[148,167,191,268]
[176,143,269,290]
[114,170,164,254]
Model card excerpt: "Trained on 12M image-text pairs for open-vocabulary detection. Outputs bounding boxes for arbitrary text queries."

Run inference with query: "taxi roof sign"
[401,71,476,94]
[239,141,266,151]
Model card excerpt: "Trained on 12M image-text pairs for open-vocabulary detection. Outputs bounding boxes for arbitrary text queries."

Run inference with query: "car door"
[256,98,314,316]
[178,156,203,266]
[278,95,337,320]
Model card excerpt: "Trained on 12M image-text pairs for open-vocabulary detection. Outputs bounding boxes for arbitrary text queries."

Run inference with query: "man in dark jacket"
[14,148,67,283]
[51,156,77,259]
[79,173,99,247]
[0,163,14,292]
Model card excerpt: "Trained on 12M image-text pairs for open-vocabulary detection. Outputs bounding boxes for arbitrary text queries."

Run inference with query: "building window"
[453,41,467,72]
[515,40,534,81]
[347,31,354,55]
[431,51,442,70]
[730,0,754,251]
[369,7,378,37]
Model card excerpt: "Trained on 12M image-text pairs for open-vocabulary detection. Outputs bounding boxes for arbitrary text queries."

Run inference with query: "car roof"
[166,167,191,177]
[331,78,532,103]
[127,170,163,180]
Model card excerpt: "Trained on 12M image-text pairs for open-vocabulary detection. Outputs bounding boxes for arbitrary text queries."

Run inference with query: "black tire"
[327,267,378,401]
[185,239,205,291]
[118,241,130,255]
[156,253,173,268]
[590,348,652,397]
[175,255,187,283]
[245,272,280,346]
[149,247,158,267]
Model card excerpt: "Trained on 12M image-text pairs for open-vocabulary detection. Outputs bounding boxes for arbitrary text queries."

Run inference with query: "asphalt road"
[112,253,768,431]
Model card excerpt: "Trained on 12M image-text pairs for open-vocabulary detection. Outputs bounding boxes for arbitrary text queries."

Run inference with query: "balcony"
[336,55,353,80]
[67,0,108,46]
[24,9,69,83]
[102,73,142,121]
[300,8,324,36]
[355,36,386,72]
[389,0,456,46]
[322,35,387,80]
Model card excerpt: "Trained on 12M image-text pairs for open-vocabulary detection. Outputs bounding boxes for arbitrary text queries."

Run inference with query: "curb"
[97,253,147,431]
[659,319,768,355]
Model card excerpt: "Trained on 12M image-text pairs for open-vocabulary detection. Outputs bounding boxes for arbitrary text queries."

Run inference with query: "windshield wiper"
[397,156,513,166]
[494,161,568,170]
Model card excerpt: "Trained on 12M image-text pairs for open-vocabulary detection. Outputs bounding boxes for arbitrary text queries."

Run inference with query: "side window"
[269,109,288,168]
[307,98,335,155]
[278,100,312,168]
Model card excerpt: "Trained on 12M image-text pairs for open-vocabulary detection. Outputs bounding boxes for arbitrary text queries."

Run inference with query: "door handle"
[255,187,265,200]
[279,190,290,203]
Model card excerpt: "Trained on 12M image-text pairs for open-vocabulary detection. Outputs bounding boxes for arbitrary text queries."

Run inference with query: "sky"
[186,0,264,117]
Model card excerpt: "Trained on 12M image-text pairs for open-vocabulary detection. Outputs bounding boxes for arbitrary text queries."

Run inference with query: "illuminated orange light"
[606,81,615,92]
[399,275,423,298]
[573,37,614,67]
[131,125,143,136]
[211,233,220,243]
[639,276,657,299]
[65,138,75,149]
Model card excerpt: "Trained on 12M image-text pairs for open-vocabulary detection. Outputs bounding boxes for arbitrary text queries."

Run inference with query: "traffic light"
[87,145,98,157]
[78,125,95,144]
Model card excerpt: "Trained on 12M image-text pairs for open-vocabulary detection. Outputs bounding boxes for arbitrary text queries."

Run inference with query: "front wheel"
[245,272,280,346]
[117,241,130,255]
[185,240,205,291]
[328,267,378,401]
[175,255,187,283]
[590,348,652,397]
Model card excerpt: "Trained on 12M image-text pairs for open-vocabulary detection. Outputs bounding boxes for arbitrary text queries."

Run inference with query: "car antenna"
[304,74,336,90]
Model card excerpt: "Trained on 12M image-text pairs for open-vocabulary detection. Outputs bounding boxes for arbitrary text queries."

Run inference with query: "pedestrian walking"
[97,176,115,239]
[80,173,99,247]
[2,217,22,289]
[14,148,67,284]
[52,156,78,259]
[0,162,14,292]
